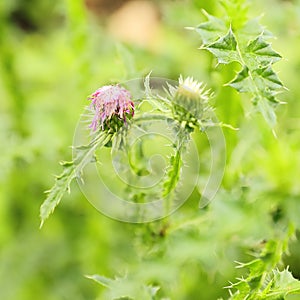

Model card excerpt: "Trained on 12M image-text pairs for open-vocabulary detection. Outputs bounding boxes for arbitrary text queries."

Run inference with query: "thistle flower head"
[175,75,209,105]
[88,85,134,131]
[171,76,211,129]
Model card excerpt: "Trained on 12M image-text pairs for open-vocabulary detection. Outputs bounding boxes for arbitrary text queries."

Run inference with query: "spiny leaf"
[270,269,300,296]
[162,151,182,198]
[226,236,300,300]
[256,96,277,128]
[192,8,285,127]
[86,274,159,300]
[253,66,284,91]
[204,29,241,64]
[244,36,282,68]
[227,269,300,300]
[237,17,273,40]
[40,132,111,227]
[228,65,283,96]
[227,66,254,93]
[193,10,227,44]
[40,161,75,228]
[162,124,191,200]
[220,0,249,30]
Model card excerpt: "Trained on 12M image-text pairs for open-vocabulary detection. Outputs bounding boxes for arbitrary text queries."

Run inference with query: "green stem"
[162,125,189,216]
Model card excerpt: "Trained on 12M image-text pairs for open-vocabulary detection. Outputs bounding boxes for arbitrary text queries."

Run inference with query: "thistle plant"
[37,1,300,299]
[40,84,135,227]
[225,227,300,300]
[188,0,286,128]
[158,76,214,213]
[40,75,217,226]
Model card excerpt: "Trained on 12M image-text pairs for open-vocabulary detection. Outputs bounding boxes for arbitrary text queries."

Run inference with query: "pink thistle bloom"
[88,85,134,131]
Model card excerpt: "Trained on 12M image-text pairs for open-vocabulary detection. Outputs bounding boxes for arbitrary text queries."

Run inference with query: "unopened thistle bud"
[88,85,134,132]
[172,76,210,129]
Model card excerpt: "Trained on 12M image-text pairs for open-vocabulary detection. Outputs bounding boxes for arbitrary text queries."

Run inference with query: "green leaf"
[226,238,299,300]
[244,36,282,68]
[256,96,277,128]
[162,124,191,199]
[204,29,241,64]
[270,269,300,297]
[192,9,286,128]
[237,18,273,41]
[193,10,228,44]
[162,151,182,198]
[253,66,284,91]
[228,268,300,300]
[85,274,114,288]
[228,65,283,98]
[219,0,249,30]
[40,161,75,228]
[228,66,254,93]
[86,274,158,300]
[40,132,111,227]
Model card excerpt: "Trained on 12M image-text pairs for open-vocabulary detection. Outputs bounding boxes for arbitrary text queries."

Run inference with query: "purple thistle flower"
[88,85,134,131]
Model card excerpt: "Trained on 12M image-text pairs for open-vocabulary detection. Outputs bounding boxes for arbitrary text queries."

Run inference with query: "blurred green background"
[1,0,300,299]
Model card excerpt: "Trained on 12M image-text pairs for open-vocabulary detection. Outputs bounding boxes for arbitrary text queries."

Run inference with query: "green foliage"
[228,267,300,300]
[40,132,112,227]
[219,0,249,29]
[192,4,285,127]
[86,274,159,300]
[225,227,300,299]
[162,148,182,198]
[39,75,213,225]
[1,0,300,299]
